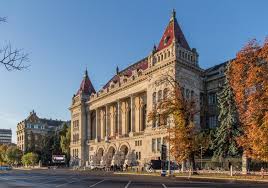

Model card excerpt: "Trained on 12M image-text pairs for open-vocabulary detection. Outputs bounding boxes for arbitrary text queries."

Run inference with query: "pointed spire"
[116,66,119,75]
[171,9,176,21]
[77,69,96,96]
[157,9,190,51]
[84,68,88,78]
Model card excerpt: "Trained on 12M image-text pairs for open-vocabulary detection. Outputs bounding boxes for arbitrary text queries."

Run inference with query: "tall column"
[134,96,140,133]
[121,102,127,135]
[100,110,103,139]
[117,100,121,137]
[110,106,115,137]
[130,95,135,136]
[105,105,108,141]
[95,109,98,143]
[87,110,91,140]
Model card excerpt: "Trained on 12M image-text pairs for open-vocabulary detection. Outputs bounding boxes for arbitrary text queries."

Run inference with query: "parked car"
[0,165,12,170]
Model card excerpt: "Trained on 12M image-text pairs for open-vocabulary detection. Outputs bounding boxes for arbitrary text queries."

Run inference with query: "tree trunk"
[189,153,197,174]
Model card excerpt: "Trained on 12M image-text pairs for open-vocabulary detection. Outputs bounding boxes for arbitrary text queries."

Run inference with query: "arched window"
[186,89,190,99]
[142,104,147,131]
[168,51,170,57]
[158,90,162,102]
[163,115,168,126]
[152,92,156,106]
[181,87,185,97]
[191,90,194,99]
[163,88,168,100]
[152,120,156,128]
[128,108,131,133]
[153,57,156,65]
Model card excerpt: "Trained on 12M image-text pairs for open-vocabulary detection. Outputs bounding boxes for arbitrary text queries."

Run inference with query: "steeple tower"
[157,9,190,51]
[76,69,96,96]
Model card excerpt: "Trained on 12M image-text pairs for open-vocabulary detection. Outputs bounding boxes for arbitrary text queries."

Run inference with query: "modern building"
[0,129,12,145]
[69,10,227,167]
[16,110,68,152]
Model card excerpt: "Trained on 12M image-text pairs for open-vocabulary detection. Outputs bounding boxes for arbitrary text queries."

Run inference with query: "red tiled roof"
[103,58,148,89]
[157,16,190,51]
[77,70,96,95]
[89,10,190,92]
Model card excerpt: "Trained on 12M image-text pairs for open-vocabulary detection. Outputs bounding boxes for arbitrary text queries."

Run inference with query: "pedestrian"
[228,161,232,170]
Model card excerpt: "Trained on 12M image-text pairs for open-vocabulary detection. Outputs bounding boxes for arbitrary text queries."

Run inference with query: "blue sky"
[0,0,267,143]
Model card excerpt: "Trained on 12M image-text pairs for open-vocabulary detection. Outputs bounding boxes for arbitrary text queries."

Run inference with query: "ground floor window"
[208,115,217,128]
[152,139,156,152]
[136,151,141,160]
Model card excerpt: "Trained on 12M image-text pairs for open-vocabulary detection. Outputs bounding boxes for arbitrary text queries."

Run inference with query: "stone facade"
[16,110,68,153]
[69,10,227,167]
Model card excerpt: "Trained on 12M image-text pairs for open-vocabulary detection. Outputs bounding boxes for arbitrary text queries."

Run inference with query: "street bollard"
[188,168,192,179]
[230,165,233,176]
[261,167,264,179]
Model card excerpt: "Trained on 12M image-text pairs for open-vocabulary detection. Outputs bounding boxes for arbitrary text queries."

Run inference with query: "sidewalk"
[114,171,268,183]
[13,166,48,170]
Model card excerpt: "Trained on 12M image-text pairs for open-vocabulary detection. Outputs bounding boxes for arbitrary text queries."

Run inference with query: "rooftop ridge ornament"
[152,44,157,54]
[84,68,88,78]
[171,9,176,21]
[116,66,119,75]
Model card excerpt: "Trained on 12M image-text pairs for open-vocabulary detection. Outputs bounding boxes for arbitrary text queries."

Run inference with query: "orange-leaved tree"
[229,38,268,161]
[148,75,210,171]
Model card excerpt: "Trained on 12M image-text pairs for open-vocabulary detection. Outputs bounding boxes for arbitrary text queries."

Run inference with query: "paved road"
[0,169,267,188]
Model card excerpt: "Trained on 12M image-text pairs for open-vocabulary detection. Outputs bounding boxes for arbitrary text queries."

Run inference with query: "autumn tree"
[212,64,241,160]
[0,16,29,71]
[229,39,268,161]
[148,76,209,171]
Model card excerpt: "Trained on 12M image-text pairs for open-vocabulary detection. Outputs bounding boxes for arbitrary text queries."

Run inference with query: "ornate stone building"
[16,110,68,153]
[70,10,227,167]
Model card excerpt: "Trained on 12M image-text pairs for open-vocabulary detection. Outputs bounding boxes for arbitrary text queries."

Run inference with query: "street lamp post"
[200,145,203,169]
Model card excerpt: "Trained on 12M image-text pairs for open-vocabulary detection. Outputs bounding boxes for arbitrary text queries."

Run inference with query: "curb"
[114,172,268,183]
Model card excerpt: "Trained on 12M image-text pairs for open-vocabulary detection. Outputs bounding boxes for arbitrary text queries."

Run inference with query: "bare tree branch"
[0,16,30,71]
[0,17,7,23]
[0,43,30,71]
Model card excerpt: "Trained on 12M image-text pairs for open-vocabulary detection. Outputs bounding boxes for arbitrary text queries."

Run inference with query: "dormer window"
[164,35,170,45]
